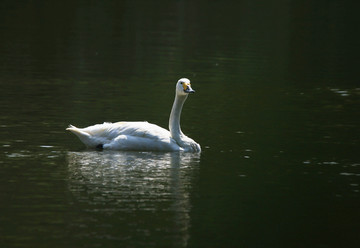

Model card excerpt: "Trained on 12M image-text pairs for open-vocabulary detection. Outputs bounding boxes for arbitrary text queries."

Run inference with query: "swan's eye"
[182,82,189,91]
[180,82,183,84]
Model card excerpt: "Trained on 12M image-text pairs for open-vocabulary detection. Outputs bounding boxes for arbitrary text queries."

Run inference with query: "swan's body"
[66,78,201,152]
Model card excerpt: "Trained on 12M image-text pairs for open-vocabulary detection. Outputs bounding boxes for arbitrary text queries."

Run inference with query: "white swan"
[66,78,201,152]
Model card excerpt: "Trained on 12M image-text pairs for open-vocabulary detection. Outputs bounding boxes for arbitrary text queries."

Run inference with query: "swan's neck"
[169,94,187,140]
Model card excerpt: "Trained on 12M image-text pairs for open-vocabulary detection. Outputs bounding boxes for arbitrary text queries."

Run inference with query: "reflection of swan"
[66,78,201,152]
[66,151,200,247]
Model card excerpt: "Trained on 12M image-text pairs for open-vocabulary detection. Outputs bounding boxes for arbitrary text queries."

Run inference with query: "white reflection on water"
[66,151,200,247]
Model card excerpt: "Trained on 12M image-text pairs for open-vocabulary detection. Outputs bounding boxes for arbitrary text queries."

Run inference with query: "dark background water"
[1,1,359,247]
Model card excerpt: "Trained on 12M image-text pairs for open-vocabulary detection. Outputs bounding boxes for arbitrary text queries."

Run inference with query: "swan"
[66,78,201,152]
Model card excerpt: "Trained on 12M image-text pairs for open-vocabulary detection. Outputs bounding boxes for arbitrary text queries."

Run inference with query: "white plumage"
[66,78,201,152]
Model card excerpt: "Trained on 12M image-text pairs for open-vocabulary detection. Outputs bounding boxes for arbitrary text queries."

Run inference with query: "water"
[1,1,359,247]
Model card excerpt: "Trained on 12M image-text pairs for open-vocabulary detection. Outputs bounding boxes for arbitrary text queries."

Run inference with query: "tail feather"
[66,125,88,136]
[66,124,94,146]
[66,124,107,148]
[66,124,76,130]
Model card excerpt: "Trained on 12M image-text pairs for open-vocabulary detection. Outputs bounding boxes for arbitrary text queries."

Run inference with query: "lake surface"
[1,1,359,247]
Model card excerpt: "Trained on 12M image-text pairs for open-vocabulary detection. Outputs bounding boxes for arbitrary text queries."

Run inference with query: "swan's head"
[176,78,195,96]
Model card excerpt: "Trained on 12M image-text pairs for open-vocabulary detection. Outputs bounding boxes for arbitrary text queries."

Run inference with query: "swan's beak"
[183,83,195,93]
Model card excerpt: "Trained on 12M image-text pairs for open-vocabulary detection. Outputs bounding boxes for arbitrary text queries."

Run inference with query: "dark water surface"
[1,1,359,247]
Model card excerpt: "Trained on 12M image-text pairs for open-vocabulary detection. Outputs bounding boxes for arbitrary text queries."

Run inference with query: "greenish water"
[1,1,359,247]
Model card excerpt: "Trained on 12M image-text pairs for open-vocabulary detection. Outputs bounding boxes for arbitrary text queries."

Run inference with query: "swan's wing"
[82,121,171,140]
[67,121,180,151]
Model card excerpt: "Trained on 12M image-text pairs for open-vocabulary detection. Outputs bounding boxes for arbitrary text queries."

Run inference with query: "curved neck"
[169,94,187,139]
